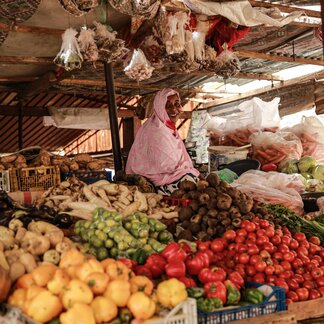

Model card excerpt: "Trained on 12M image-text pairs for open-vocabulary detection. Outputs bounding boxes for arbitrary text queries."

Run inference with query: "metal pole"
[104,62,123,173]
[18,99,23,150]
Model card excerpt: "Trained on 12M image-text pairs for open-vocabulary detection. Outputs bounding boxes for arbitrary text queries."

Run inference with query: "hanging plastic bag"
[54,28,83,71]
[78,28,98,62]
[93,22,129,63]
[215,43,241,78]
[124,49,154,81]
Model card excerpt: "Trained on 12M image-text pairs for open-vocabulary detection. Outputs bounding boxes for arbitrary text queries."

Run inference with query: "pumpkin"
[0,266,11,302]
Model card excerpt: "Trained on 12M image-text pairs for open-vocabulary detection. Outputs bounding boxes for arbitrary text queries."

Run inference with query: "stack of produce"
[0,220,76,283]
[136,217,323,310]
[279,156,324,192]
[36,178,178,221]
[74,208,173,262]
[4,249,188,324]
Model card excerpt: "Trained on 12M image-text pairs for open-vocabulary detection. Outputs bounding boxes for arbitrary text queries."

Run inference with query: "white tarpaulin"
[44,107,110,130]
[176,0,304,27]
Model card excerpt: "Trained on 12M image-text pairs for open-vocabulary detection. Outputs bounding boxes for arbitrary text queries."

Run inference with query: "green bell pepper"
[197,298,223,312]
[225,280,241,305]
[244,288,265,304]
[187,287,205,299]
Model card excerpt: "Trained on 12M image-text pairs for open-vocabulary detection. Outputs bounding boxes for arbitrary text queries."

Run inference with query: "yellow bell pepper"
[7,288,27,309]
[62,279,93,309]
[105,261,131,281]
[23,286,47,313]
[76,259,104,281]
[127,292,156,320]
[60,302,95,324]
[85,272,110,295]
[47,268,70,295]
[26,290,62,323]
[156,278,188,308]
[59,249,86,269]
[104,279,131,307]
[91,296,118,323]
[31,264,57,287]
[101,258,116,269]
[130,275,154,296]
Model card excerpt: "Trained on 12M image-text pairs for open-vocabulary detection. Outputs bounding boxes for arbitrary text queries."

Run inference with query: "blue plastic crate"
[61,170,112,184]
[198,282,286,324]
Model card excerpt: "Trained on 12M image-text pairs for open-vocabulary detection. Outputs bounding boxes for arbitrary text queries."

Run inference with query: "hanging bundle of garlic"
[78,28,99,62]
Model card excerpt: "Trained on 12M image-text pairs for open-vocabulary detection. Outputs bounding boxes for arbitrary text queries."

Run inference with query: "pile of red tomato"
[206,217,323,304]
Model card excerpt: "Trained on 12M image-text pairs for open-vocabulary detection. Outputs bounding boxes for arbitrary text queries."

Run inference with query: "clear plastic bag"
[53,28,83,71]
[215,44,241,78]
[124,49,154,81]
[232,170,305,214]
[250,131,303,166]
[288,116,324,162]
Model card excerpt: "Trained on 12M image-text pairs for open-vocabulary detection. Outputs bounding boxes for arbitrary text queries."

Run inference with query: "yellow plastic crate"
[9,166,60,192]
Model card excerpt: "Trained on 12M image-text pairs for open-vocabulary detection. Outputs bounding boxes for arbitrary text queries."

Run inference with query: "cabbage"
[312,164,324,181]
[297,156,318,173]
[279,159,299,174]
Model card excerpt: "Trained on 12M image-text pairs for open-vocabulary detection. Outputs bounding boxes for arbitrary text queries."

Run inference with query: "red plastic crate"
[162,196,191,207]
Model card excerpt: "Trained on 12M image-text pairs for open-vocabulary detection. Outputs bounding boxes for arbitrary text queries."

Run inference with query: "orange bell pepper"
[104,279,131,307]
[7,288,27,309]
[85,272,110,295]
[91,296,118,323]
[31,264,57,287]
[59,249,85,269]
[127,292,156,320]
[105,261,132,281]
[16,273,36,289]
[47,268,70,295]
[130,276,154,296]
[76,259,104,281]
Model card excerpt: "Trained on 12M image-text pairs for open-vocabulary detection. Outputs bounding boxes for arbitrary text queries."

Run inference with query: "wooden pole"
[321,0,324,59]
[18,99,23,150]
[104,62,123,173]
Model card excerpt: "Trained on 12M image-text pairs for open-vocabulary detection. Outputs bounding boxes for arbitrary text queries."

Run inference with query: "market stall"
[0,0,324,323]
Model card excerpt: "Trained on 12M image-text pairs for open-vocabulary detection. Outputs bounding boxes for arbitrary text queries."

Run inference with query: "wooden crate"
[227,311,297,324]
[288,298,324,321]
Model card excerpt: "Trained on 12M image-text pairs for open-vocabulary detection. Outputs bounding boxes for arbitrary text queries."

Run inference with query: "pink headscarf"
[126,89,199,186]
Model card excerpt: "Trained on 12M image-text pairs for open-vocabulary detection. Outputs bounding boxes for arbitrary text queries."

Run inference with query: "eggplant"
[0,200,8,210]
[53,213,73,228]
[39,205,56,217]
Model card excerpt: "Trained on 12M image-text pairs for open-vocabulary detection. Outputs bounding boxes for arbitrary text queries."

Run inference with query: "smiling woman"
[126,89,200,194]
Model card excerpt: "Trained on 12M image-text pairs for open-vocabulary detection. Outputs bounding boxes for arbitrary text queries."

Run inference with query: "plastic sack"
[206,97,280,146]
[53,28,83,71]
[108,0,160,19]
[214,44,241,79]
[288,116,324,162]
[78,28,98,62]
[232,170,305,214]
[124,49,154,81]
[250,131,303,166]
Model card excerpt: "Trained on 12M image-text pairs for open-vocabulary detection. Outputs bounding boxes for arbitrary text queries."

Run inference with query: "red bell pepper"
[228,271,244,289]
[134,265,153,279]
[178,277,197,288]
[165,260,186,278]
[198,267,227,284]
[204,281,227,305]
[161,242,188,263]
[186,252,209,276]
[118,258,137,269]
[145,253,167,278]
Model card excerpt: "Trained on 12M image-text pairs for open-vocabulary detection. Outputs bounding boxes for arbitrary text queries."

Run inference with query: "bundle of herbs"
[266,204,324,243]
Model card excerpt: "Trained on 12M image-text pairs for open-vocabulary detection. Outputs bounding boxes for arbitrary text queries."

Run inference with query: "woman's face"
[165,94,182,123]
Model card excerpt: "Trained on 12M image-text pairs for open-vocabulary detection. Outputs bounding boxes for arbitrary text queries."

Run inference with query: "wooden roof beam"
[249,0,321,18]
[0,105,192,119]
[237,50,324,66]
[0,56,53,65]
[0,22,63,36]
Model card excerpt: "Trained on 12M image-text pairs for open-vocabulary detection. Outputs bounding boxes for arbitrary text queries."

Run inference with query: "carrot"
[255,149,273,161]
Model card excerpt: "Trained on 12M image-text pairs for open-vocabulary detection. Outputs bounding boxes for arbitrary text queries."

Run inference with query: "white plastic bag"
[288,116,324,162]
[54,28,83,71]
[215,44,241,78]
[232,170,305,214]
[124,49,154,81]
